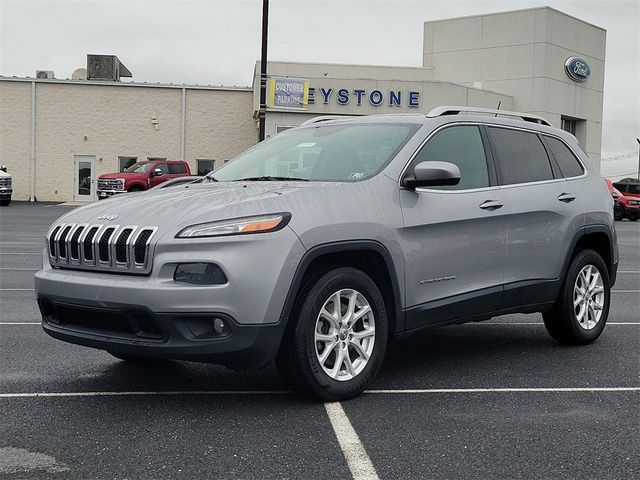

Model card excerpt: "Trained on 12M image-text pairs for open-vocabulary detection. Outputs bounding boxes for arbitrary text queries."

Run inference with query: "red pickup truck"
[97,160,191,199]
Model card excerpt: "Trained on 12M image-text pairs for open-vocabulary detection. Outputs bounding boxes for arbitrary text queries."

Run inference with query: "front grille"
[97,179,124,191]
[46,223,157,274]
[69,226,85,260]
[115,228,133,263]
[0,178,11,188]
[99,227,115,262]
[42,300,164,341]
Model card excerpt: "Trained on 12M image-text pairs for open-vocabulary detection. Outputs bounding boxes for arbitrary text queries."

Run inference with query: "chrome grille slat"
[46,223,157,275]
[97,179,124,191]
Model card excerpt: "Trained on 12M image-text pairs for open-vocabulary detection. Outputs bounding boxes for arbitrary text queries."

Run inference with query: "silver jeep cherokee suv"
[35,106,618,400]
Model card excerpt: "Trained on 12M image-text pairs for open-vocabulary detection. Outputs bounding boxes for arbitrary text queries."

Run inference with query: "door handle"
[479,200,504,210]
[558,193,576,203]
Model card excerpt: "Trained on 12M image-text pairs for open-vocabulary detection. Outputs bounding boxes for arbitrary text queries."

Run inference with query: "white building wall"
[423,7,606,168]
[256,61,513,137]
[0,79,255,201]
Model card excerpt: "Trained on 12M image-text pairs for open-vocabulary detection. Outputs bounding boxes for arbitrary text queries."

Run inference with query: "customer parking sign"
[268,78,309,109]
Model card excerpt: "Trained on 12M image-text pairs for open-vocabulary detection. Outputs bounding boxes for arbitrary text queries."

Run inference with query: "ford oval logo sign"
[565,57,591,82]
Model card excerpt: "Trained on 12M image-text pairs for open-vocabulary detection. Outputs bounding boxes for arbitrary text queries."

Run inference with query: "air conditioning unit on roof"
[36,70,55,79]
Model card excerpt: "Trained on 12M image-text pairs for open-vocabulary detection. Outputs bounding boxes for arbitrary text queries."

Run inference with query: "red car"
[97,160,191,199]
[606,179,640,221]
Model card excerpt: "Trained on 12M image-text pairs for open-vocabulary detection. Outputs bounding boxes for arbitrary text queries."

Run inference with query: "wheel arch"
[127,183,145,192]
[563,225,617,286]
[279,241,404,335]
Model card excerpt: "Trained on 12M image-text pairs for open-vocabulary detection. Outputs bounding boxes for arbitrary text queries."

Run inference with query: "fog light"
[213,317,225,335]
[174,263,227,285]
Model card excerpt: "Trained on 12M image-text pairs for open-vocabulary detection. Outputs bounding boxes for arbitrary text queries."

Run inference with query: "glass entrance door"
[74,155,96,202]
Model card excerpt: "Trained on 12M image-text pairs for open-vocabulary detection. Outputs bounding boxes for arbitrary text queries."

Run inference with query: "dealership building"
[0,6,605,202]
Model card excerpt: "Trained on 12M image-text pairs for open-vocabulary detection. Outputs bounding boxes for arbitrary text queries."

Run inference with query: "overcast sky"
[1,0,638,177]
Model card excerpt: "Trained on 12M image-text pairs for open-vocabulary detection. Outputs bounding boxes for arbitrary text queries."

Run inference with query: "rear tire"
[543,249,610,345]
[276,267,388,401]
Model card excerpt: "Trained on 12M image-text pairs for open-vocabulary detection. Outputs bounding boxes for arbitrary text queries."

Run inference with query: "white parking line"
[0,323,41,325]
[479,322,640,326]
[365,387,640,394]
[2,322,639,326]
[325,402,379,480]
[0,387,637,399]
[0,391,291,398]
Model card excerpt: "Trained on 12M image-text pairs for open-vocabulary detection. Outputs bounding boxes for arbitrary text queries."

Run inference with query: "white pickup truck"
[0,166,12,206]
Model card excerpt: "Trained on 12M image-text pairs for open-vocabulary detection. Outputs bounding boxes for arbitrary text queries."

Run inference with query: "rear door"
[399,124,509,329]
[486,126,584,308]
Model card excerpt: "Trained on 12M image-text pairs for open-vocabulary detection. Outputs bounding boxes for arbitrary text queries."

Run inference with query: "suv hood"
[0,170,11,178]
[54,181,340,237]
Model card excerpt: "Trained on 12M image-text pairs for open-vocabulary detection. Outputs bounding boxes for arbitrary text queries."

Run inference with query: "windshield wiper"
[235,176,308,182]
[205,175,218,182]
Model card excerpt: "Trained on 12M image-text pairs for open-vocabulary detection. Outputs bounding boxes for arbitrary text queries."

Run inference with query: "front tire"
[543,249,610,345]
[0,199,10,206]
[276,267,388,401]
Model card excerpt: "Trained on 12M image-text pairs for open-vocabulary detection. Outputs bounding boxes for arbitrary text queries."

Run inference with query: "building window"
[561,117,577,135]
[276,125,296,134]
[118,156,137,172]
[197,159,215,176]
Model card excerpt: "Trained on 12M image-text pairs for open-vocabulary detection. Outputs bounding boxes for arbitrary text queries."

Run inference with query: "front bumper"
[97,189,125,199]
[34,225,305,367]
[38,296,285,369]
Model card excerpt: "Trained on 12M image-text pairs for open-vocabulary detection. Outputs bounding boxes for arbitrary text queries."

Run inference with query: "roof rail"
[300,115,356,126]
[427,106,551,126]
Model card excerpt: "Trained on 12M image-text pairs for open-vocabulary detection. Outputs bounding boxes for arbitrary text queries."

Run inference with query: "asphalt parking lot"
[1,202,638,479]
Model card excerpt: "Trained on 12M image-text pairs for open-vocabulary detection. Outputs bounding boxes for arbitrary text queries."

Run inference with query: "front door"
[399,124,508,329]
[74,155,96,202]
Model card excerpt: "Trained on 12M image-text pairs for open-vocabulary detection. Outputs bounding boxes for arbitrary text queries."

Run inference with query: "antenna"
[495,101,501,117]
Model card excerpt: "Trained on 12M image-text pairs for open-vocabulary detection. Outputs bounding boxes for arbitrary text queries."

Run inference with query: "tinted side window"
[544,136,584,178]
[488,127,553,185]
[156,163,170,174]
[168,163,187,175]
[412,125,489,190]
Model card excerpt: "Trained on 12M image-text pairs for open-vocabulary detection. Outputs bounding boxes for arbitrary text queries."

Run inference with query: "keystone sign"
[267,77,420,110]
[564,57,591,82]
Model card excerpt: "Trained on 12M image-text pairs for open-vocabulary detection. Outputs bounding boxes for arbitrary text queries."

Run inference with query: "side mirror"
[402,161,461,189]
[151,168,163,177]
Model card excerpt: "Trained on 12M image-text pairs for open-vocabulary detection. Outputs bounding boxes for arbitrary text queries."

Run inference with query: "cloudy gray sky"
[1,0,638,177]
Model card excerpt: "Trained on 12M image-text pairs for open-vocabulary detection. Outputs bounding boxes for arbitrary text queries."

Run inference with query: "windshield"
[208,123,418,182]
[124,162,154,173]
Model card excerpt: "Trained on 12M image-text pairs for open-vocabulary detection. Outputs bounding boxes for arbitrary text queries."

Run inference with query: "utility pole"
[258,0,269,142]
[636,138,640,179]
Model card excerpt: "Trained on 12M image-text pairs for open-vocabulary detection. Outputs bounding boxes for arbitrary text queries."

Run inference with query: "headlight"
[176,213,291,238]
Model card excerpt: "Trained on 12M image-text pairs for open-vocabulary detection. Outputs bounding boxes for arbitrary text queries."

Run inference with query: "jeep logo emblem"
[97,214,119,221]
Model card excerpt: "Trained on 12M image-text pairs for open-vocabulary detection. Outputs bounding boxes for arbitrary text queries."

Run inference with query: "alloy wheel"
[573,264,605,330]
[314,289,376,381]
